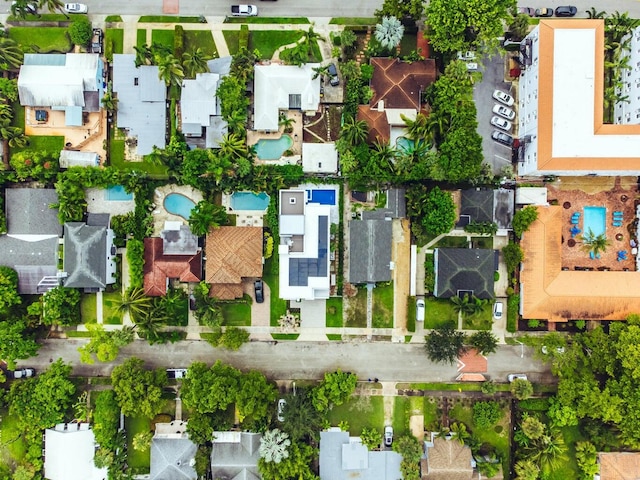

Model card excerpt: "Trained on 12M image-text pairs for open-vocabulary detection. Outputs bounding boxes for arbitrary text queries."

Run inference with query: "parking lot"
[473,53,516,175]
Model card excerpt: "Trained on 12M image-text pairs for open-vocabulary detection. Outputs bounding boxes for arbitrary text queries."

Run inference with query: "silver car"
[491,116,512,132]
[492,89,515,106]
[64,3,88,13]
[492,104,515,120]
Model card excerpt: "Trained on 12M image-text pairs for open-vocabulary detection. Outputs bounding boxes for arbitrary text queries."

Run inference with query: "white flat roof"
[302,143,338,173]
[44,426,107,480]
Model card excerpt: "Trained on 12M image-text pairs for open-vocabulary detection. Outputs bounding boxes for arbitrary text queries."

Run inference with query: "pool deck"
[221,192,266,227]
[248,111,303,165]
[152,184,204,236]
[86,187,136,215]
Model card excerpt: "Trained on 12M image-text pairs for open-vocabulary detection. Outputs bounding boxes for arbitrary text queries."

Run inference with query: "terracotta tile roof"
[369,58,436,110]
[205,226,263,300]
[143,238,202,297]
[457,349,488,373]
[357,105,390,144]
[520,206,640,321]
[424,437,473,480]
[598,452,640,480]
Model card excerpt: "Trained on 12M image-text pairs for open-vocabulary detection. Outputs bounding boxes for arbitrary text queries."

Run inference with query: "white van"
[416,297,425,322]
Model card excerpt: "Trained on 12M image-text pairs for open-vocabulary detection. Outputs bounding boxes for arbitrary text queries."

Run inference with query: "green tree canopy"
[468,331,499,355]
[78,324,135,364]
[0,266,21,314]
[92,390,120,450]
[312,369,358,412]
[68,16,92,45]
[41,286,81,326]
[0,318,39,369]
[511,378,534,400]
[236,370,277,426]
[513,206,539,238]
[181,361,241,414]
[425,325,467,364]
[111,357,167,418]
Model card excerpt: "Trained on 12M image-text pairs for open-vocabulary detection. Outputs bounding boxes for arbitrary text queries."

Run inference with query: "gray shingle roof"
[150,437,197,480]
[458,188,514,230]
[493,189,515,230]
[434,248,497,299]
[210,432,261,479]
[63,223,107,289]
[289,215,328,286]
[6,188,62,235]
[348,218,392,284]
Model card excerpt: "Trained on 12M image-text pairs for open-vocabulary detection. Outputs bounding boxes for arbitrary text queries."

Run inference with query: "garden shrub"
[126,239,144,289]
[518,398,550,412]
[472,401,503,429]
[239,25,249,49]
[68,16,92,45]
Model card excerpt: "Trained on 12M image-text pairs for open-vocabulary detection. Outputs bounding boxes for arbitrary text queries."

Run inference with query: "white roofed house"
[180,72,228,148]
[44,423,107,480]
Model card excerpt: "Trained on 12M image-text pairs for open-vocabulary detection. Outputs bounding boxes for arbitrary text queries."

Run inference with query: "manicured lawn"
[13,135,65,155]
[105,29,124,60]
[392,396,410,436]
[0,407,27,464]
[264,258,287,327]
[326,297,343,328]
[329,17,377,25]
[8,13,68,21]
[105,15,123,22]
[423,297,458,329]
[81,294,98,323]
[109,134,169,178]
[423,397,440,430]
[462,303,493,330]
[408,382,511,392]
[221,298,252,326]
[184,30,218,58]
[8,27,72,53]
[399,32,417,56]
[223,30,240,55]
[125,416,151,471]
[137,29,147,47]
[103,291,123,325]
[328,396,384,435]
[250,30,305,60]
[345,287,367,328]
[271,333,299,340]
[139,15,205,23]
[407,297,416,332]
[471,236,493,249]
[11,101,24,129]
[151,29,175,49]
[109,138,125,166]
[372,282,394,328]
[224,17,310,24]
[433,236,468,248]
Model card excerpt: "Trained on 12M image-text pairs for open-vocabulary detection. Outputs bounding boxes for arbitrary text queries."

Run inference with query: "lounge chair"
[614,211,623,215]
[572,218,580,224]
[590,251,595,260]
[613,221,623,227]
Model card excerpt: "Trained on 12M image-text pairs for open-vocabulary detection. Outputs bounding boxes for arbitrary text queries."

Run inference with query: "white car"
[64,3,87,13]
[493,301,503,320]
[457,51,476,61]
[493,89,515,106]
[541,346,565,355]
[416,298,425,322]
[492,104,515,120]
[384,426,393,447]
[508,374,528,382]
[277,399,286,422]
[466,62,479,71]
[166,368,188,379]
[12,368,35,379]
[491,116,512,132]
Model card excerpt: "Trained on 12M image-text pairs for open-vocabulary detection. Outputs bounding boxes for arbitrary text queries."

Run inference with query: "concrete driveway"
[473,52,516,175]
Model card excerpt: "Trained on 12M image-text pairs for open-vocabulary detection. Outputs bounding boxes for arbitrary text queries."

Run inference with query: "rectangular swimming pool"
[308,189,336,205]
[106,185,133,201]
[583,206,606,237]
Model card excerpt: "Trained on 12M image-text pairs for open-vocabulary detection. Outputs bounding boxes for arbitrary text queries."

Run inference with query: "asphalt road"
[20,339,551,383]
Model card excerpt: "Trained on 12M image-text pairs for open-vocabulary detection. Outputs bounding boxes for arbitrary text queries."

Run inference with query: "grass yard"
[423,297,458,329]
[329,17,377,25]
[250,30,305,60]
[345,287,367,328]
[151,29,175,49]
[105,15,123,22]
[328,396,384,435]
[11,101,24,129]
[220,298,252,326]
[8,27,72,53]
[326,297,343,328]
[407,382,511,392]
[80,294,98,323]
[105,29,124,59]
[433,236,468,248]
[471,236,493,249]
[224,17,310,24]
[423,397,440,430]
[223,30,240,55]
[125,416,152,471]
[407,297,416,332]
[462,303,493,330]
[372,283,394,328]
[13,135,65,156]
[103,291,123,325]
[264,258,288,327]
[109,133,169,177]
[0,408,27,465]
[271,333,300,340]
[392,397,411,436]
[139,15,205,23]
[184,30,218,58]
[546,426,585,480]
[327,334,342,340]
[8,13,68,21]
[399,32,417,56]
[137,29,147,47]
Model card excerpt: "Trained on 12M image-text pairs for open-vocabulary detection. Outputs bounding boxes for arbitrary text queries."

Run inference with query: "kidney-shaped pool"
[164,193,196,220]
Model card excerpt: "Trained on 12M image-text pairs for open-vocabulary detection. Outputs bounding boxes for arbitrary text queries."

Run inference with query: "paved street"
[21,340,551,384]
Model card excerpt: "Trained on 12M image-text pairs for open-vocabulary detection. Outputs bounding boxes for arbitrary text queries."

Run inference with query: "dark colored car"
[518,7,535,16]
[535,7,553,17]
[491,130,514,147]
[555,5,577,17]
[327,63,340,87]
[254,279,264,303]
[91,28,103,54]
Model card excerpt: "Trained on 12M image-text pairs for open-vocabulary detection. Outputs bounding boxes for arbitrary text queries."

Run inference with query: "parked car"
[11,1,37,14]
[456,51,476,61]
[254,279,264,303]
[91,28,103,54]
[465,62,479,71]
[491,130,514,147]
[166,368,188,379]
[416,297,425,322]
[384,426,393,447]
[541,346,565,354]
[508,374,528,382]
[12,368,35,379]
[327,63,340,87]
[493,104,515,120]
[277,399,286,422]
[492,89,514,106]
[518,7,536,16]
[493,301,503,320]
[64,3,88,13]
[555,5,577,17]
[230,5,258,16]
[535,7,553,17]
[189,294,197,311]
[491,116,512,132]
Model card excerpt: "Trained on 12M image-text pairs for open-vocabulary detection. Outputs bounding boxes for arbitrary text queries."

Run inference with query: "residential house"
[319,429,402,480]
[62,214,116,292]
[0,188,61,294]
[210,431,261,479]
[205,226,263,300]
[518,20,640,176]
[457,188,514,233]
[302,143,338,174]
[597,452,640,479]
[112,54,166,156]
[144,223,202,296]
[433,248,497,299]
[278,190,331,300]
[44,423,107,480]
[253,63,321,131]
[18,53,104,127]
[357,57,436,146]
[515,186,548,206]
[520,206,640,322]
[422,433,474,480]
[150,421,197,480]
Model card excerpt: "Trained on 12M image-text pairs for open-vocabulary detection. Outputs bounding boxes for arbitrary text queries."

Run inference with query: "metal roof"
[44,425,107,480]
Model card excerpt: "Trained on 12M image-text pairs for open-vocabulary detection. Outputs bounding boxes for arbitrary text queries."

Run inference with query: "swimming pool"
[106,185,133,201]
[230,191,270,211]
[308,189,336,205]
[583,206,606,237]
[254,135,293,160]
[164,193,196,220]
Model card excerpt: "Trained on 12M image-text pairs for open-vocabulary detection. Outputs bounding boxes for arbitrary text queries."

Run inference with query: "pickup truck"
[91,28,103,54]
[231,5,258,16]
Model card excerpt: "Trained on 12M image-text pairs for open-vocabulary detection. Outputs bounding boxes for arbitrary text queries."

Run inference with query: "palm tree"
[10,0,39,19]
[402,112,429,141]
[371,140,396,171]
[279,114,295,133]
[514,459,540,480]
[189,201,228,237]
[218,132,247,159]
[38,0,65,15]
[529,429,567,473]
[133,44,153,67]
[157,54,184,87]
[225,109,247,136]
[116,287,152,323]
[182,48,212,79]
[586,7,606,19]
[449,422,470,445]
[0,38,24,71]
[135,304,168,342]
[375,16,405,50]
[340,117,369,146]
[311,65,330,80]
[581,228,610,257]
[303,26,324,57]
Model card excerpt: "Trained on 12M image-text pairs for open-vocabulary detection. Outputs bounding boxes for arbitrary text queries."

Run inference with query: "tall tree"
[188,201,228,236]
[236,370,277,425]
[425,325,467,364]
[111,357,167,418]
[181,361,241,414]
[374,16,405,50]
[0,38,24,71]
[182,47,212,78]
[340,117,369,146]
[0,319,39,369]
[468,331,499,355]
[157,54,185,87]
[312,369,358,412]
[38,0,65,15]
[116,287,152,323]
[0,266,20,314]
[259,429,291,464]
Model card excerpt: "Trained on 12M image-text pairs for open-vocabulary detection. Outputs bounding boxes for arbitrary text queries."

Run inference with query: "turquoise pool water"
[254,135,293,160]
[164,193,196,220]
[583,206,606,237]
[230,191,270,211]
[106,185,133,201]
